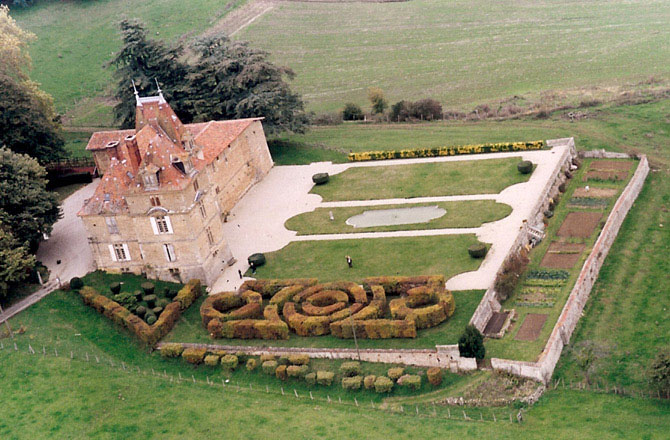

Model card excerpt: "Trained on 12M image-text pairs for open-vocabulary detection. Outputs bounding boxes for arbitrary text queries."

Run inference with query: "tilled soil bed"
[588,160,633,171]
[540,242,586,269]
[584,170,628,182]
[572,187,618,198]
[514,313,548,341]
[557,211,603,238]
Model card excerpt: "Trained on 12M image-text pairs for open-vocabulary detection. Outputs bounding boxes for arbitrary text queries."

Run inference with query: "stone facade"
[79,94,273,286]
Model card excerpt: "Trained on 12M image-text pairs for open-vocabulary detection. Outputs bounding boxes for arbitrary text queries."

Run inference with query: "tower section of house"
[78,91,273,285]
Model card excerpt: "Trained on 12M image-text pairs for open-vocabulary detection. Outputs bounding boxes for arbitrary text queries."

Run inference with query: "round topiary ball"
[69,277,83,290]
[143,294,157,308]
[152,306,163,316]
[133,290,143,299]
[248,253,266,267]
[135,306,147,317]
[312,173,329,185]
[468,244,488,259]
[146,314,157,325]
[163,287,177,300]
[109,282,121,295]
[156,298,170,308]
[517,160,533,174]
[141,282,155,295]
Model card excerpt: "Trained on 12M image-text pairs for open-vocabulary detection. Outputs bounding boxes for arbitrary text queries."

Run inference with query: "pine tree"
[458,325,486,359]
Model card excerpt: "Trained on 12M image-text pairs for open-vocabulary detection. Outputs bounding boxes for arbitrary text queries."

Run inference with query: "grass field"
[247,234,486,282]
[285,200,511,235]
[239,0,670,113]
[312,158,529,201]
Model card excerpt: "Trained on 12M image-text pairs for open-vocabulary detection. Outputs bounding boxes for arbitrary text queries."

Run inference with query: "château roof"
[79,94,261,216]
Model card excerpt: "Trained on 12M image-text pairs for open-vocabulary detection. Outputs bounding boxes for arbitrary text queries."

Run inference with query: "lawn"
[248,234,486,282]
[484,158,636,361]
[13,0,247,126]
[166,290,483,349]
[312,158,530,201]
[238,0,670,113]
[285,200,512,235]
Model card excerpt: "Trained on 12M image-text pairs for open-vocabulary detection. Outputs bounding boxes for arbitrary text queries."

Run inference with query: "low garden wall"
[491,155,649,383]
[156,342,478,372]
[469,138,576,332]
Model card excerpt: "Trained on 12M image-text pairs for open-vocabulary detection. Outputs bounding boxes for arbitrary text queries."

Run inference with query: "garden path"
[211,144,568,293]
[0,180,99,324]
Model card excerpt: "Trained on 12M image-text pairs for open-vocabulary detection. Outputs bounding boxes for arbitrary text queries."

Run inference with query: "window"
[193,178,199,192]
[105,217,119,234]
[198,201,207,219]
[150,196,161,207]
[109,243,131,261]
[206,227,214,246]
[163,244,176,262]
[150,216,173,234]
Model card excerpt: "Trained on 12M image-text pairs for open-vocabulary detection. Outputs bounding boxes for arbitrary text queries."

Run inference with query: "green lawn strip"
[485,158,635,361]
[1,351,669,438]
[247,235,486,282]
[166,290,483,349]
[554,171,670,392]
[62,131,93,157]
[312,158,530,201]
[79,271,183,300]
[285,200,511,235]
[52,183,87,202]
[269,139,347,165]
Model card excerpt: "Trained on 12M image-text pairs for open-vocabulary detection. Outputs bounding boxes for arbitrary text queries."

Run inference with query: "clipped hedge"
[374,376,394,393]
[288,354,310,366]
[348,141,544,162]
[204,354,220,366]
[69,277,83,290]
[305,372,317,386]
[246,358,258,371]
[275,365,288,381]
[316,371,335,386]
[287,365,310,378]
[175,279,202,310]
[342,376,362,391]
[364,375,377,390]
[248,253,266,267]
[468,244,488,259]
[160,343,184,358]
[427,367,443,387]
[182,347,207,365]
[312,173,329,185]
[260,354,276,362]
[387,367,405,381]
[517,160,533,174]
[398,374,421,390]
[221,354,239,370]
[262,360,278,375]
[340,362,362,377]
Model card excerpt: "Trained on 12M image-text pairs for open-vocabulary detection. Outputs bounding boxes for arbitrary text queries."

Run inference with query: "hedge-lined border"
[78,279,201,346]
[348,141,545,162]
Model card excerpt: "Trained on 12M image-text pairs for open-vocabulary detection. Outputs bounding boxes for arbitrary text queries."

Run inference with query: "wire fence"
[1,340,532,425]
[548,376,669,400]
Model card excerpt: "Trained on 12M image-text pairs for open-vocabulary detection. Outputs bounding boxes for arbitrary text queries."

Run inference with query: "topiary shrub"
[156,298,170,308]
[234,351,248,363]
[468,244,487,259]
[69,277,83,290]
[275,365,288,381]
[262,360,278,375]
[248,253,266,267]
[398,374,421,390]
[364,375,377,390]
[204,354,220,367]
[311,173,329,185]
[110,282,121,295]
[342,376,362,391]
[221,354,238,370]
[135,305,147,317]
[287,365,309,378]
[544,210,554,219]
[246,358,258,371]
[316,371,334,386]
[141,282,155,295]
[133,290,143,300]
[517,160,533,174]
[305,372,317,386]
[339,362,362,377]
[427,367,443,387]
[160,343,184,358]
[288,354,310,366]
[113,292,138,309]
[260,354,276,363]
[374,376,393,393]
[387,367,405,381]
[558,182,566,193]
[277,355,290,366]
[143,294,157,308]
[145,314,157,325]
[152,306,163,316]
[458,324,486,359]
[182,347,207,364]
[163,287,177,300]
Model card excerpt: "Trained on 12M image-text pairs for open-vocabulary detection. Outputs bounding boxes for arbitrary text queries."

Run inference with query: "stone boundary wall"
[579,149,631,159]
[491,155,649,383]
[157,342,478,372]
[470,138,576,331]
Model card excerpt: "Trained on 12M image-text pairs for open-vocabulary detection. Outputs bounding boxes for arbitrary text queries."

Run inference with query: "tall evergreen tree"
[0,147,60,252]
[109,19,190,128]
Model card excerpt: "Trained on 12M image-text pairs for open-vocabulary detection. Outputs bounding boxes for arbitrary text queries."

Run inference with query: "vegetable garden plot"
[588,160,634,171]
[583,170,628,182]
[540,242,586,269]
[514,314,548,341]
[557,212,603,238]
[572,187,618,198]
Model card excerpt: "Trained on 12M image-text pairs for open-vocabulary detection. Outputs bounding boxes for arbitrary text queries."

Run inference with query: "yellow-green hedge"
[348,141,545,162]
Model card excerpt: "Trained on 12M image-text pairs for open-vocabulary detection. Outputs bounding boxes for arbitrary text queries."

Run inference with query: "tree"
[570,340,609,385]
[649,350,670,397]
[342,103,364,121]
[0,222,35,300]
[367,87,387,114]
[0,147,60,252]
[110,21,308,134]
[109,19,190,129]
[458,325,485,359]
[390,100,411,122]
[411,99,442,120]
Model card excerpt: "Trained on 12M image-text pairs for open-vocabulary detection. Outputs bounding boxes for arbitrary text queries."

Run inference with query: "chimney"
[124,134,142,172]
[105,141,121,161]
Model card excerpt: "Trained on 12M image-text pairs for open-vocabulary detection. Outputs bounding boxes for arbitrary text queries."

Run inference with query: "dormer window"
[142,172,159,188]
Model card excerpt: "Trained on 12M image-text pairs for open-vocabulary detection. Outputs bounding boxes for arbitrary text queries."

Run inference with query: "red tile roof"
[80,98,261,216]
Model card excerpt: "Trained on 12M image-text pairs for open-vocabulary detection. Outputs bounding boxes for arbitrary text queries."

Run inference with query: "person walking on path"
[346,255,353,268]
[238,269,243,279]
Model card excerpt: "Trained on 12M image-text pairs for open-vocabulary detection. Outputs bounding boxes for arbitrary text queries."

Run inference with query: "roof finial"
[155,78,165,101]
[132,79,141,106]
